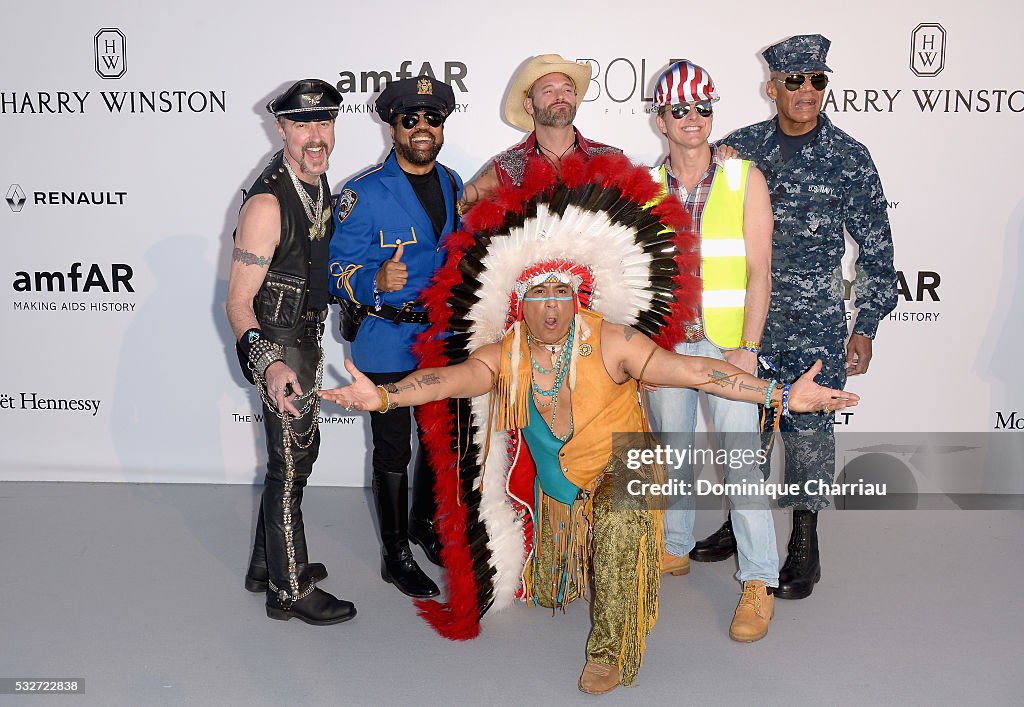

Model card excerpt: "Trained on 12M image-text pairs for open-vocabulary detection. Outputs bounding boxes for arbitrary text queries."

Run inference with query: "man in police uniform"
[703,35,897,599]
[329,76,462,598]
[646,60,778,641]
[226,79,355,625]
[459,53,619,207]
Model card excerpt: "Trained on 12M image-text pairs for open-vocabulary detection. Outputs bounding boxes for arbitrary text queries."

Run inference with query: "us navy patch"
[337,188,358,224]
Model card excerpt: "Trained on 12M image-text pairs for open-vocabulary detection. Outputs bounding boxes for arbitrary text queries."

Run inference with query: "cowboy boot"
[690,517,737,562]
[374,470,439,598]
[775,509,821,600]
[265,564,356,626]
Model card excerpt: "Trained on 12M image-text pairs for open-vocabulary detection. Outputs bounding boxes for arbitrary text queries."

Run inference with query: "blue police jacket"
[329,150,463,372]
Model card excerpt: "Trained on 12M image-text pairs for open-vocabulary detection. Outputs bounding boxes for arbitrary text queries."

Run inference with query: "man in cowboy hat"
[227,78,355,625]
[646,60,778,641]
[320,155,859,693]
[699,35,897,600]
[458,53,620,207]
[328,75,463,600]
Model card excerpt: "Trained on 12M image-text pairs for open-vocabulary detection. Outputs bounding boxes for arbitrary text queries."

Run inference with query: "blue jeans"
[647,338,779,585]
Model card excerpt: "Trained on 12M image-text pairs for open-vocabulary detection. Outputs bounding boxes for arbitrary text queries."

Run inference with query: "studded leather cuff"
[238,328,284,381]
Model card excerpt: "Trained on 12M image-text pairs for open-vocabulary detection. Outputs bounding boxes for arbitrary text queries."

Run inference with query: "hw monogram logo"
[910,23,946,77]
[94,28,127,79]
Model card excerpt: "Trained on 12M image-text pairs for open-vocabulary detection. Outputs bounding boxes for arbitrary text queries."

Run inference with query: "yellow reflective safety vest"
[651,160,750,348]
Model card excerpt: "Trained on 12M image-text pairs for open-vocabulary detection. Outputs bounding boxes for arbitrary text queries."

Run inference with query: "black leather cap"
[267,79,342,121]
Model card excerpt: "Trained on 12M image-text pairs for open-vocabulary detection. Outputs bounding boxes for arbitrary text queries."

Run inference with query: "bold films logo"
[824,23,1024,115]
[334,61,470,116]
[0,29,225,116]
[577,56,671,116]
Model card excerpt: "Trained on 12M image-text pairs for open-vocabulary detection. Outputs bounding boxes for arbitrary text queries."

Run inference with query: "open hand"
[788,360,859,414]
[319,360,380,412]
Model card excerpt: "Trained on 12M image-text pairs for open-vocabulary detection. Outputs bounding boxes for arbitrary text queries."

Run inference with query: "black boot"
[245,504,327,592]
[266,565,356,625]
[690,518,737,562]
[374,470,439,598]
[776,509,821,600]
[409,450,444,567]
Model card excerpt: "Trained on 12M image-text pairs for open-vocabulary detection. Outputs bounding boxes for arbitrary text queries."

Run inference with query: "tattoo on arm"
[383,383,399,394]
[704,369,738,389]
[233,247,271,267]
[395,382,415,393]
[623,326,640,342]
[739,381,767,395]
[415,373,441,389]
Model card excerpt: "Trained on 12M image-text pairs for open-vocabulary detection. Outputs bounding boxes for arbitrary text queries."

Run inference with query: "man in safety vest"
[646,60,778,642]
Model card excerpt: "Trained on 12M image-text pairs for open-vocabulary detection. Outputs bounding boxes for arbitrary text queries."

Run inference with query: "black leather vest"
[242,150,333,346]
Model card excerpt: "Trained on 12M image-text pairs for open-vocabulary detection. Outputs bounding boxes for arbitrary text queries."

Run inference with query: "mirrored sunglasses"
[775,73,829,92]
[398,111,445,129]
[669,101,714,119]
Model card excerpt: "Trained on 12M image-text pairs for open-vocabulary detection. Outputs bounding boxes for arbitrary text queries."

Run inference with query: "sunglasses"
[774,73,829,92]
[668,101,714,119]
[397,111,445,129]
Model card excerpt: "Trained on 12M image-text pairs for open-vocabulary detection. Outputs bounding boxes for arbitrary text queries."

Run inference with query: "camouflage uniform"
[726,113,897,510]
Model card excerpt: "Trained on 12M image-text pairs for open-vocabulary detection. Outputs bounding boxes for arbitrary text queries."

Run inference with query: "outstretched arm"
[605,323,857,414]
[319,345,500,412]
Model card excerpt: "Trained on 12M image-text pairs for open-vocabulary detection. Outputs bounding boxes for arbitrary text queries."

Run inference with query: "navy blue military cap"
[375,76,456,123]
[266,79,342,122]
[762,34,832,73]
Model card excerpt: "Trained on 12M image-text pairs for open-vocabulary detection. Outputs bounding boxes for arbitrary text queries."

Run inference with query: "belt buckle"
[392,302,415,323]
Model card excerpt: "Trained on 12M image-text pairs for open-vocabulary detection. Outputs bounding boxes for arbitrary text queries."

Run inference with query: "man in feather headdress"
[320,154,858,693]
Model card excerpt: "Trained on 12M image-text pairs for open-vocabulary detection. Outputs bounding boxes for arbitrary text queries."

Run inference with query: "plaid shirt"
[661,144,727,228]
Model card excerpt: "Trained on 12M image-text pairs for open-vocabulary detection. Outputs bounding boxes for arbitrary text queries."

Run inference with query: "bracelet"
[764,379,777,408]
[741,340,761,350]
[739,345,761,354]
[375,385,398,413]
[239,328,284,380]
[373,283,383,312]
[781,383,792,417]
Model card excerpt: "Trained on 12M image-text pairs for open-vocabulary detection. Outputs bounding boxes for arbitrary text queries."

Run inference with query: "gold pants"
[527,462,662,686]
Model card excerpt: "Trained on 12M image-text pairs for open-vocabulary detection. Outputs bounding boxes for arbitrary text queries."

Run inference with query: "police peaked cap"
[375,76,456,123]
[267,79,342,122]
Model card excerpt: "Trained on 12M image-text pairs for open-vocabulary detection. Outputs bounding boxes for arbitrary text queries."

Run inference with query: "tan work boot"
[578,661,619,694]
[661,551,690,576]
[729,580,774,642]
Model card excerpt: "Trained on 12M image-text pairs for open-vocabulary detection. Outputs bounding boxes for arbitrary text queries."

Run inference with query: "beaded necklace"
[527,319,576,441]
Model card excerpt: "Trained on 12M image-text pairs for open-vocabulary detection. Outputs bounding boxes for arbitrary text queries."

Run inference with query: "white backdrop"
[1,1,1021,486]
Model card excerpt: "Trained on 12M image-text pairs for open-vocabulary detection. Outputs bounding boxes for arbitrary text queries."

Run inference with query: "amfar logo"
[94,28,127,79]
[6,184,26,213]
[910,23,945,77]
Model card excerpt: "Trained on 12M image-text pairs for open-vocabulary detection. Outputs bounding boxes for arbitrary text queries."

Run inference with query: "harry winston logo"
[94,28,127,79]
[6,184,26,213]
[910,23,946,77]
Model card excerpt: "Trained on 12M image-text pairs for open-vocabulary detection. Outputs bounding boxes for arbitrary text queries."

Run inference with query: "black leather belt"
[300,308,328,340]
[368,302,429,324]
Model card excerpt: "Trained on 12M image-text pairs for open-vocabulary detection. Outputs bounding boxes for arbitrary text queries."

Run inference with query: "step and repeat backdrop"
[2,1,1021,487]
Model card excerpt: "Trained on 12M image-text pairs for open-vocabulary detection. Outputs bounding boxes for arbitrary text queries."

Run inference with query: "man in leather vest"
[645,61,778,642]
[226,78,355,625]
[458,53,620,209]
[329,76,463,599]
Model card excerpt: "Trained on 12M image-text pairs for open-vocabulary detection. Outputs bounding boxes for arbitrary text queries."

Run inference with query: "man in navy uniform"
[329,76,462,598]
[699,35,897,600]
